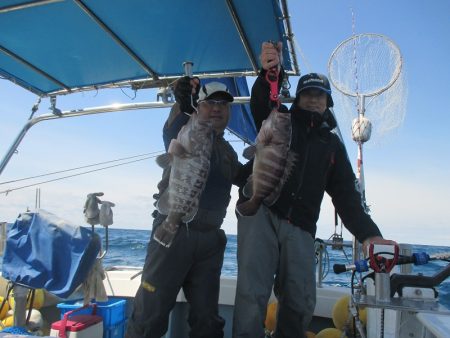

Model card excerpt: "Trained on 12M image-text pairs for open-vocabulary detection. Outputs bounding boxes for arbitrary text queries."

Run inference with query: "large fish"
[236,108,296,216]
[153,112,213,247]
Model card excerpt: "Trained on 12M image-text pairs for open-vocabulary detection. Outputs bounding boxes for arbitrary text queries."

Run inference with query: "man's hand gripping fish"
[236,106,296,216]
[154,111,213,247]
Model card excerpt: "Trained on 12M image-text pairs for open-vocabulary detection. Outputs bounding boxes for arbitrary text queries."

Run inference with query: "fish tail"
[153,220,180,248]
[236,198,261,216]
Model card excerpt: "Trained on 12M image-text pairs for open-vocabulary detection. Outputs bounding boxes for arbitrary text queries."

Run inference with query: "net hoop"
[328,33,403,98]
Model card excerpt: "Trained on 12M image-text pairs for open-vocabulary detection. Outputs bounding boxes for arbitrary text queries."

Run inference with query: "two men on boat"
[126,41,396,338]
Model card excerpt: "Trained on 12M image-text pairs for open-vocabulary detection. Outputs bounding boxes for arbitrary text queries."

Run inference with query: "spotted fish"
[153,112,213,247]
[236,108,296,216]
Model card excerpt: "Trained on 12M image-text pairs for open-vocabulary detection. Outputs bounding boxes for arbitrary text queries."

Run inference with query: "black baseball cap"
[295,73,334,107]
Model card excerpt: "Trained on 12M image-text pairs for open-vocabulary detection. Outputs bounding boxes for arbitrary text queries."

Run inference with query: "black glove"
[174,76,200,114]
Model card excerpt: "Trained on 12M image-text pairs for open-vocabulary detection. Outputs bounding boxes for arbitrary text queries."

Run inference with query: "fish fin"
[168,139,189,157]
[285,151,299,175]
[157,168,171,193]
[153,220,180,248]
[236,198,260,216]
[156,153,172,168]
[156,190,170,215]
[263,191,279,207]
[242,145,257,160]
[181,207,198,223]
[242,178,253,198]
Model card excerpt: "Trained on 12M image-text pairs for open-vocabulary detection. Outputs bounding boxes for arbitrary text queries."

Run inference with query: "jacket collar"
[291,106,337,130]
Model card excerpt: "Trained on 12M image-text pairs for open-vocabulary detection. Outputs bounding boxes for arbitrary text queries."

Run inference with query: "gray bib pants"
[233,205,316,338]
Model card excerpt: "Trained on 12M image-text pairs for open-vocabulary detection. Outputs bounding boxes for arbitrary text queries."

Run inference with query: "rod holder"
[183,61,193,77]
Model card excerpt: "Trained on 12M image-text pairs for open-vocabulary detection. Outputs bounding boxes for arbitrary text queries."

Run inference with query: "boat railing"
[315,238,353,288]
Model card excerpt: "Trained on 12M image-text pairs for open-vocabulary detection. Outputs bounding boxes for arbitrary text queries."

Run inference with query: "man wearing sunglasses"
[127,78,242,338]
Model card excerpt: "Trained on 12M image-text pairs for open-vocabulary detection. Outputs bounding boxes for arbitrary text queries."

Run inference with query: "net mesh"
[328,34,408,145]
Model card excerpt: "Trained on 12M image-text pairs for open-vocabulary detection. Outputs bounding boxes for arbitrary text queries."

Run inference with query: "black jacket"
[247,70,382,242]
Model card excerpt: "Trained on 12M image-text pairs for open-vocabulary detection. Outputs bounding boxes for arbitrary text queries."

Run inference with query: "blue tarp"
[2,210,101,298]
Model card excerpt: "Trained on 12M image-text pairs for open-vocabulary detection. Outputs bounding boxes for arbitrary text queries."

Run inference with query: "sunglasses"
[198,100,229,108]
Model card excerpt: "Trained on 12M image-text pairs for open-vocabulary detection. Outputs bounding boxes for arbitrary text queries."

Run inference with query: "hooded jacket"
[246,70,382,242]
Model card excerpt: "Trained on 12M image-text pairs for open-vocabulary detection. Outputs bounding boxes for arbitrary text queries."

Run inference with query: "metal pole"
[0,96,296,176]
[353,94,368,261]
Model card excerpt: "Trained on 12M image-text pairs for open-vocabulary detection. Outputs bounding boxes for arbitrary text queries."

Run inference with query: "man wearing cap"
[126,77,242,338]
[233,42,396,337]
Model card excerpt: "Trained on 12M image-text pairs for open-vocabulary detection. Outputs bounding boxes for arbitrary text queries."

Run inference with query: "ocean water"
[99,228,450,310]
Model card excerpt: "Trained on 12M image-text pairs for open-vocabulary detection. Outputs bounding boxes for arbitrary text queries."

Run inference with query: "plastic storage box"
[51,304,103,338]
[57,298,126,338]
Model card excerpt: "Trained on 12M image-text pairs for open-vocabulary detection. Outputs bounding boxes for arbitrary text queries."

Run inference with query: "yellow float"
[0,296,10,319]
[332,295,367,331]
[264,300,316,337]
[8,288,45,310]
[316,327,346,338]
[1,308,44,332]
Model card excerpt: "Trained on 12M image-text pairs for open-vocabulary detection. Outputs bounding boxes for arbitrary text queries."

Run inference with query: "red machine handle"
[369,243,399,273]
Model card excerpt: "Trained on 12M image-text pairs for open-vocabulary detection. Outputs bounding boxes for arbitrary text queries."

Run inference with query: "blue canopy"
[0,0,298,96]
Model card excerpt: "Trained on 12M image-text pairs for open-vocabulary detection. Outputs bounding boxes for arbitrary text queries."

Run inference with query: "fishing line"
[291,36,312,74]
[0,151,163,185]
[0,153,162,195]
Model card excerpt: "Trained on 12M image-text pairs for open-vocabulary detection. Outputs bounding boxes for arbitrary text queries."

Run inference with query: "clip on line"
[265,67,280,109]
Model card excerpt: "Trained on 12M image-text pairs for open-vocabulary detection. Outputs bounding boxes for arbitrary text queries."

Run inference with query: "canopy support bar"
[280,0,300,75]
[225,0,259,73]
[0,0,63,13]
[47,71,262,96]
[0,96,294,176]
[74,0,159,80]
[0,45,71,92]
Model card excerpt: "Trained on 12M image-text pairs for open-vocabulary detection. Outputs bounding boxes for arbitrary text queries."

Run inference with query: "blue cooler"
[57,298,126,338]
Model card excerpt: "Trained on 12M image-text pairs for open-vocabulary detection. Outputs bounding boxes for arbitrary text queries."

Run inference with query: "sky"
[1,0,449,246]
